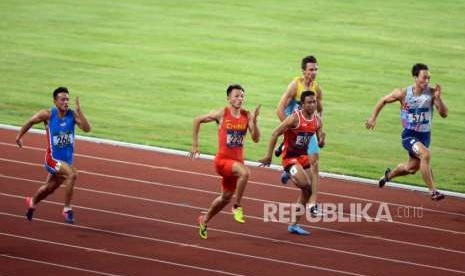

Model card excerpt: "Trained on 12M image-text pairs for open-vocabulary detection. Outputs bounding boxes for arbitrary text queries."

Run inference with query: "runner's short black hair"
[226,84,244,96]
[53,87,69,99]
[412,63,428,77]
[300,90,316,103]
[301,55,318,70]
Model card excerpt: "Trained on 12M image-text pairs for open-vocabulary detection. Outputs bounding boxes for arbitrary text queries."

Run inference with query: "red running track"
[0,128,464,276]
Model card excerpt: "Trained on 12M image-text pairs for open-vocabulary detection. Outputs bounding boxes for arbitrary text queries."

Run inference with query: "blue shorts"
[401,129,430,158]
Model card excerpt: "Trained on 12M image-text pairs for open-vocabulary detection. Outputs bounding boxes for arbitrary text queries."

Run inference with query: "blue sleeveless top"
[47,107,76,164]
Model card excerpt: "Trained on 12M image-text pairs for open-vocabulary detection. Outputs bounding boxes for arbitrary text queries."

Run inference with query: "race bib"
[295,132,312,149]
[53,133,74,148]
[407,110,430,125]
[226,130,245,148]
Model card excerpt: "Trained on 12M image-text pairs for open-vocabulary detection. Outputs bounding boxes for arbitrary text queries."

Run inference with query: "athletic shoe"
[288,224,310,235]
[274,143,283,157]
[431,191,445,201]
[25,197,35,221]
[198,214,208,239]
[63,210,75,224]
[378,168,391,188]
[309,204,323,217]
[232,206,245,223]
[280,171,290,185]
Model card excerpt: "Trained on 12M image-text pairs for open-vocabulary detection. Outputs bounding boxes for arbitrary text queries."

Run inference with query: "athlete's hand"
[252,105,261,121]
[258,155,272,167]
[188,146,200,159]
[318,132,326,148]
[365,117,376,130]
[15,135,23,148]
[433,84,442,99]
[75,96,81,113]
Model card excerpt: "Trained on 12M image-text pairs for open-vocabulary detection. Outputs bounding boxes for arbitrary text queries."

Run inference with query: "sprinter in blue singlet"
[16,87,91,223]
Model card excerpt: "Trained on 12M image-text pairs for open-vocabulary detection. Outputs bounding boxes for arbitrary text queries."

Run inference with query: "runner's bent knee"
[289,165,307,188]
[221,191,233,203]
[234,163,250,179]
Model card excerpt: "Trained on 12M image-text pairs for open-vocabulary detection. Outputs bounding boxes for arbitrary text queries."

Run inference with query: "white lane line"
[0,221,369,276]
[0,232,249,276]
[1,124,464,200]
[0,159,463,235]
[2,171,464,240]
[1,141,463,219]
[3,213,465,276]
[0,173,207,210]
[0,254,127,276]
[2,194,465,275]
[2,172,465,258]
[6,187,465,260]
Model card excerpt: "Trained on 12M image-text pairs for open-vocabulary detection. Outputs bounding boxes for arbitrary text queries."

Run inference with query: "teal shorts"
[308,134,320,155]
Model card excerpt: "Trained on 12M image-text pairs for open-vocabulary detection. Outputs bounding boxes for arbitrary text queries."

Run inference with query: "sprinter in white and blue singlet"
[366,63,448,200]
[16,87,91,223]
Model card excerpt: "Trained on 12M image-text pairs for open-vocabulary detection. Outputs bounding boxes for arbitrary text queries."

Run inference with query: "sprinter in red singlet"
[259,91,322,235]
[190,84,260,239]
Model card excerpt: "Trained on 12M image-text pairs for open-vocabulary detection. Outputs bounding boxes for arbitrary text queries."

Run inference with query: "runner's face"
[303,63,318,81]
[54,93,70,112]
[415,70,431,90]
[228,89,244,108]
[301,95,316,114]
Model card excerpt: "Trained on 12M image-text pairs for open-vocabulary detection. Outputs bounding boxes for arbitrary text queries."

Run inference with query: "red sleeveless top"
[283,110,319,159]
[217,107,249,162]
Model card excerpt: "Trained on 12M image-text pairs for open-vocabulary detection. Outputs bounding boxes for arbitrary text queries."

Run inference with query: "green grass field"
[1,0,464,192]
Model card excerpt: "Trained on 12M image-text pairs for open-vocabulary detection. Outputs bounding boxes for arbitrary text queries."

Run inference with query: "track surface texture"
[1,128,464,276]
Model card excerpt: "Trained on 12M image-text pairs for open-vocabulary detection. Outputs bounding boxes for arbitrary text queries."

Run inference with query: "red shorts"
[44,152,62,175]
[214,157,240,193]
[282,155,310,171]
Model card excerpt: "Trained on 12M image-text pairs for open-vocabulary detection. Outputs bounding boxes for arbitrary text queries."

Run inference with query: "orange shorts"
[282,155,310,172]
[214,157,240,193]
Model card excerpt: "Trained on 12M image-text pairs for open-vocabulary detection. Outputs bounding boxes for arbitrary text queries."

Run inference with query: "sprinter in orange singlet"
[190,84,260,239]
